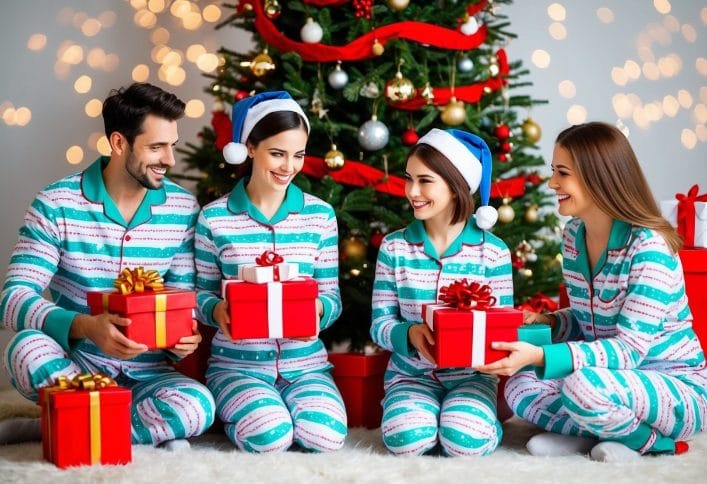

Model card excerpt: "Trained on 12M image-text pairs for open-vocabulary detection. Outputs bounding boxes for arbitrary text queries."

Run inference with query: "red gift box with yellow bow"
[87,267,196,349]
[38,373,132,468]
[422,280,523,368]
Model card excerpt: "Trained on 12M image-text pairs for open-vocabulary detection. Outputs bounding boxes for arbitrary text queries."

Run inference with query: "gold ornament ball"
[385,73,415,103]
[387,0,410,11]
[524,205,539,223]
[372,40,385,56]
[250,52,275,77]
[343,236,367,260]
[522,117,542,144]
[498,204,516,224]
[324,145,345,170]
[264,0,281,17]
[440,97,466,126]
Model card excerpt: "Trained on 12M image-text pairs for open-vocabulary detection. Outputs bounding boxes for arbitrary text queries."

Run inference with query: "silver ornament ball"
[328,66,349,89]
[358,117,390,151]
[458,56,473,73]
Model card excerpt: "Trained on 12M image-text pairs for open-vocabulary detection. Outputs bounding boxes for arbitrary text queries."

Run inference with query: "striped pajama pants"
[381,372,501,456]
[4,329,215,445]
[206,368,347,453]
[505,367,707,453]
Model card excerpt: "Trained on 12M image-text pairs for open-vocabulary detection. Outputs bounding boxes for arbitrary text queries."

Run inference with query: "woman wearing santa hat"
[370,127,513,456]
[194,91,346,453]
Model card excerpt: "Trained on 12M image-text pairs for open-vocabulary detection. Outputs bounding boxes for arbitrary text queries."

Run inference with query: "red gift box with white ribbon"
[421,280,522,368]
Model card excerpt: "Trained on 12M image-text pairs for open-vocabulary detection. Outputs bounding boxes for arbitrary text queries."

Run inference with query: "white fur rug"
[1,387,705,483]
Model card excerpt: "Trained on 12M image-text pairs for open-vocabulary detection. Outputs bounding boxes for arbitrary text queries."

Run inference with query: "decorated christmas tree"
[177,0,563,351]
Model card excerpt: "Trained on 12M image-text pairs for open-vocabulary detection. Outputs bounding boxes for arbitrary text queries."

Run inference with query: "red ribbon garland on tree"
[675,184,707,247]
[438,279,497,311]
[246,0,489,62]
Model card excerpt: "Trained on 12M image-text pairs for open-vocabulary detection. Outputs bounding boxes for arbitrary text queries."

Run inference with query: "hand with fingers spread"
[70,313,149,360]
[408,323,436,365]
[473,340,544,376]
[168,320,202,358]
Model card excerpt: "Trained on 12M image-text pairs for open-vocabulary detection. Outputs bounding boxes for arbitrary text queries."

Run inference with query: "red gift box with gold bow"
[38,373,132,468]
[421,280,523,368]
[222,251,318,339]
[87,267,196,349]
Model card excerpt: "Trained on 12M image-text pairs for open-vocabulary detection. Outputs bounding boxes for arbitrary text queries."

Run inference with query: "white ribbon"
[266,282,283,338]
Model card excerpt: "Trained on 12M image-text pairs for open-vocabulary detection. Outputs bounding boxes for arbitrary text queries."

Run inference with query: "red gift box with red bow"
[422,280,523,368]
[39,374,132,469]
[222,251,318,339]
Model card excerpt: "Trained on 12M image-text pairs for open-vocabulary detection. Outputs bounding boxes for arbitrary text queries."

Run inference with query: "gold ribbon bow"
[114,267,164,295]
[49,373,117,391]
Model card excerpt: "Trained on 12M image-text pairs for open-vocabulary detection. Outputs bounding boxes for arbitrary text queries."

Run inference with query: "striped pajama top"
[371,218,513,384]
[194,178,342,381]
[542,218,707,383]
[0,157,199,376]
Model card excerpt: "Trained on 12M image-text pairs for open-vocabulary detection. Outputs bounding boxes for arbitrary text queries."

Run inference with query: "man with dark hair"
[0,83,214,450]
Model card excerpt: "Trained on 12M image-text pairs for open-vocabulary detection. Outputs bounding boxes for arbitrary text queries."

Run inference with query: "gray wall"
[1,1,705,386]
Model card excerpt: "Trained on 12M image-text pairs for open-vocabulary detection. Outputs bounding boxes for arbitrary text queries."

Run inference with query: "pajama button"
[124,235,131,241]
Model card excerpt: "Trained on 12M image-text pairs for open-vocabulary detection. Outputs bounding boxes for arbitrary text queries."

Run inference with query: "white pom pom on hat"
[416,128,498,230]
[223,90,310,165]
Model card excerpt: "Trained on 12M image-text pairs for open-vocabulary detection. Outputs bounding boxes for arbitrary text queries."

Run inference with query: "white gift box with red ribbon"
[237,262,299,283]
[661,185,707,248]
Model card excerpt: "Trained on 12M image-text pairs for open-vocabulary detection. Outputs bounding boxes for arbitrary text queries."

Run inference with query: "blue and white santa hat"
[416,128,498,230]
[223,90,310,165]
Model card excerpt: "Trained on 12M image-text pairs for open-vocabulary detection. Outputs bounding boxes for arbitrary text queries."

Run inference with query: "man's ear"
[109,132,128,155]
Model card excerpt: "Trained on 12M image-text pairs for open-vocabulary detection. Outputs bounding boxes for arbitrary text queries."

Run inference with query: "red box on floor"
[222,279,318,339]
[87,288,195,350]
[422,304,523,368]
[328,352,390,429]
[39,380,132,468]
[680,248,707,350]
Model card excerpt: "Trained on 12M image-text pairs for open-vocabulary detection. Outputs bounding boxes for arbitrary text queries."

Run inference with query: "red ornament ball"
[402,128,419,146]
[494,124,511,139]
[498,153,509,162]
[500,141,512,153]
[234,90,249,101]
[370,231,385,249]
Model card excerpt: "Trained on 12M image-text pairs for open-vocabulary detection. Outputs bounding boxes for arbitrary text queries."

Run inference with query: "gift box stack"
[328,351,390,429]
[661,185,707,349]
[222,251,318,339]
[87,267,196,350]
[39,374,131,468]
[422,280,523,369]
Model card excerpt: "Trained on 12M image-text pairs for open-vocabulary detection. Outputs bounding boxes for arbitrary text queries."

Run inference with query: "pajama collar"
[227,177,305,225]
[573,218,632,279]
[404,217,483,260]
[81,156,167,228]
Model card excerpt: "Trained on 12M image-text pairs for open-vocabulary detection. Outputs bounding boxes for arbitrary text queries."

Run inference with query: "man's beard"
[126,155,162,190]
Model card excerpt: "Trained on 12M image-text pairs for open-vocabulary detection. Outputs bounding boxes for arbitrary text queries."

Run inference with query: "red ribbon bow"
[438,279,497,311]
[676,184,707,247]
[517,293,558,313]
[255,250,284,267]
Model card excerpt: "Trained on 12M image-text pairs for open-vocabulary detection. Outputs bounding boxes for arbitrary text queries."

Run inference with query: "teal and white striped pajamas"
[506,219,707,453]
[195,178,346,453]
[1,157,215,445]
[371,218,513,456]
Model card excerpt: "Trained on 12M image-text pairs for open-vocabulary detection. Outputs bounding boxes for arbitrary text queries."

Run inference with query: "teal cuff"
[391,321,417,357]
[611,422,675,453]
[44,308,80,352]
[536,342,573,380]
[203,297,220,328]
[319,297,333,330]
